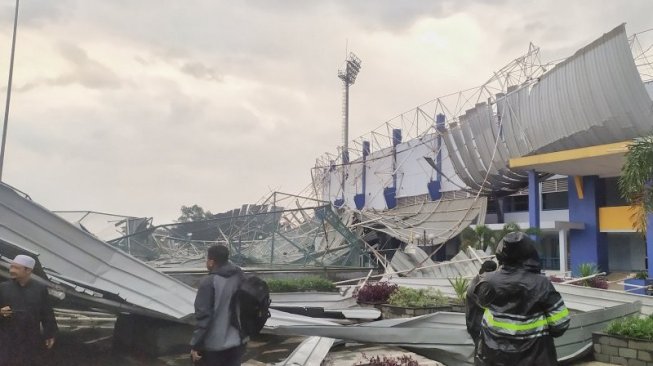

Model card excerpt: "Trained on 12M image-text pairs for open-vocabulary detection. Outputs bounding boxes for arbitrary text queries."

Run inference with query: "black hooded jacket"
[471,233,570,366]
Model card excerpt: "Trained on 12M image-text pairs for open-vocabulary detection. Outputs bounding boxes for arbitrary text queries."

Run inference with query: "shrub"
[577,263,599,286]
[267,277,336,292]
[606,315,653,341]
[356,282,398,304]
[589,276,609,289]
[448,276,470,304]
[387,287,448,308]
[635,271,649,280]
[356,353,420,366]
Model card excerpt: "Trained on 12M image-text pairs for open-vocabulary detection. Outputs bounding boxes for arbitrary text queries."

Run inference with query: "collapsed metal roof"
[360,197,487,246]
[443,24,653,192]
[0,183,196,320]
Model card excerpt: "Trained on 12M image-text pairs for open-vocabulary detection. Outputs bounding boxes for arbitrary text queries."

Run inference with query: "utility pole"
[0,0,20,181]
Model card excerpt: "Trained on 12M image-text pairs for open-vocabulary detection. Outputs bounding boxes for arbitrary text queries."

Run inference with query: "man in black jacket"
[466,260,497,345]
[472,232,570,366]
[0,255,58,366]
[190,245,246,366]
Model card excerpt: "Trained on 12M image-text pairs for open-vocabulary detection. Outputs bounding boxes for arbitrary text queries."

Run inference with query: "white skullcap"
[12,255,35,269]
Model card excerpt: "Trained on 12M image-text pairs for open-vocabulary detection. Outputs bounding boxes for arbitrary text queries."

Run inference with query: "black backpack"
[230,275,271,339]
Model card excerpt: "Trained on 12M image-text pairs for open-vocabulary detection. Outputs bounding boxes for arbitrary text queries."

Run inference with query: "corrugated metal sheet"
[273,302,640,366]
[390,247,489,278]
[360,197,487,245]
[443,24,653,193]
[0,183,196,320]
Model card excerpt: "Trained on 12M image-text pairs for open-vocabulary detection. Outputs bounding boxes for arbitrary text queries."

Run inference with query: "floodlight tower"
[337,52,362,165]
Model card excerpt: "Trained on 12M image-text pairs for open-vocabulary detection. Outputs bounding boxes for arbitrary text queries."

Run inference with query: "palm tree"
[461,225,497,252]
[460,222,542,253]
[619,135,653,232]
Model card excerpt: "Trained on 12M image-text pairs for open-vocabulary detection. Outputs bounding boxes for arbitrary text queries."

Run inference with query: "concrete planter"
[357,300,386,311]
[450,303,466,313]
[593,332,653,365]
[379,303,451,319]
[624,278,653,295]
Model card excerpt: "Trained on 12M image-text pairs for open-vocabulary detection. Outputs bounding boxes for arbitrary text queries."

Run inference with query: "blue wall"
[528,170,540,233]
[568,176,608,275]
[646,213,653,278]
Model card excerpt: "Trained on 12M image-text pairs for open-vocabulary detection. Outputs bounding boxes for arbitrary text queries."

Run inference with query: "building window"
[603,177,628,207]
[486,197,498,214]
[504,195,529,212]
[542,191,568,210]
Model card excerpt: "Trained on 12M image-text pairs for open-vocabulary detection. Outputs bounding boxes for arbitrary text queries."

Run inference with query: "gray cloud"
[0,0,74,29]
[180,61,223,82]
[16,43,121,92]
[4,0,653,223]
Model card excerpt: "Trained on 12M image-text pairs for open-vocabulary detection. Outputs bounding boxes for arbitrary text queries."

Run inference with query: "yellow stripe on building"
[599,206,639,232]
[510,141,630,168]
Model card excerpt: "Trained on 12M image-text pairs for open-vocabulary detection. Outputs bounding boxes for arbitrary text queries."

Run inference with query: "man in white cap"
[0,254,58,366]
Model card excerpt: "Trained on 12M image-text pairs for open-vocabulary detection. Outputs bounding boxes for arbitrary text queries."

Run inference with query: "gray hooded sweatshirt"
[190,263,244,352]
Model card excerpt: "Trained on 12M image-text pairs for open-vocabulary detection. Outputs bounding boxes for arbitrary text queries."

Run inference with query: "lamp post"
[0,0,20,181]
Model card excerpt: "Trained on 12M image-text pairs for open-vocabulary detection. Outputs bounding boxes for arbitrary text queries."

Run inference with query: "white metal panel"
[365,147,395,210]
[343,161,364,209]
[645,80,653,99]
[396,137,437,198]
[541,209,569,222]
[439,143,467,192]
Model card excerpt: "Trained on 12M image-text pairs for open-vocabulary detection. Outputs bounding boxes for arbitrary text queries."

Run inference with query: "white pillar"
[558,229,568,274]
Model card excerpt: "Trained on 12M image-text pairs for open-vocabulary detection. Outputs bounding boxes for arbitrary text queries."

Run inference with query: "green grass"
[387,287,448,308]
[606,315,653,341]
[266,276,336,293]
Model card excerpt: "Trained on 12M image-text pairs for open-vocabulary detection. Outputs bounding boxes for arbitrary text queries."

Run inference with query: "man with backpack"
[190,245,247,366]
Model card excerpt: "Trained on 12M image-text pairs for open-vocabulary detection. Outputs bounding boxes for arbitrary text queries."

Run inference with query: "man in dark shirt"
[190,245,246,366]
[0,255,58,366]
[465,260,497,346]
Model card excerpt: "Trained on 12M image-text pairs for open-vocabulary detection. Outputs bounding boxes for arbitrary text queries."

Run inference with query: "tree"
[177,204,213,223]
[619,135,653,232]
[461,225,497,253]
[460,222,542,253]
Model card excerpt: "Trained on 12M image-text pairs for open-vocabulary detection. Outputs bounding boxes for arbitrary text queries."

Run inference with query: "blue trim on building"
[428,114,445,201]
[384,187,397,209]
[334,198,344,208]
[384,129,402,209]
[353,195,365,210]
[568,176,608,275]
[435,114,445,183]
[427,180,441,201]
[646,213,653,278]
[528,170,540,235]
[354,141,370,210]
[392,129,402,147]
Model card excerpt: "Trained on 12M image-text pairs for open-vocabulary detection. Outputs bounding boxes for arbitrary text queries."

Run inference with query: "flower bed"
[266,276,336,292]
[356,282,398,305]
[380,287,450,319]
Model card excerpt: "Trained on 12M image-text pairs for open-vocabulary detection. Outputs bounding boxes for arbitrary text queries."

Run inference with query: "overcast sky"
[0,0,651,224]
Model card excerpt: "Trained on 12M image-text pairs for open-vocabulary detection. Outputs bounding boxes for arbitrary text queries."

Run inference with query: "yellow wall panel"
[599,206,638,232]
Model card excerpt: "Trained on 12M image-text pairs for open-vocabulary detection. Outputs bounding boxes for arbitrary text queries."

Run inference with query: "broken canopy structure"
[442,24,653,193]
[359,197,487,247]
[273,302,641,365]
[0,182,196,320]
